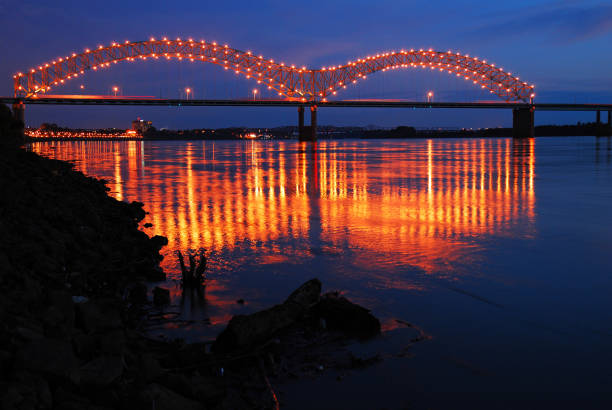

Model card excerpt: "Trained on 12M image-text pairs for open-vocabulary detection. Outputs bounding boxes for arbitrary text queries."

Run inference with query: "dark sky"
[1,0,611,129]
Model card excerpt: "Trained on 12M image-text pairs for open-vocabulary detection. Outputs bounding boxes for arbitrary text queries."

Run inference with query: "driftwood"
[177,249,207,288]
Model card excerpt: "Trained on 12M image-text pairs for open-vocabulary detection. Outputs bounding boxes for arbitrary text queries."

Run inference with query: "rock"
[14,338,80,383]
[75,300,121,333]
[143,223,153,228]
[145,267,166,282]
[128,283,148,305]
[72,332,97,359]
[191,375,226,404]
[212,279,321,353]
[16,325,44,341]
[153,287,170,306]
[2,384,25,409]
[313,293,381,339]
[0,349,12,374]
[71,296,88,304]
[150,235,168,250]
[80,356,124,386]
[285,278,322,308]
[99,329,126,355]
[139,383,205,410]
[138,353,163,382]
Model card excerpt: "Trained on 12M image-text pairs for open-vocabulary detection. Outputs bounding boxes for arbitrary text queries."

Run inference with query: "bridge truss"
[14,38,535,102]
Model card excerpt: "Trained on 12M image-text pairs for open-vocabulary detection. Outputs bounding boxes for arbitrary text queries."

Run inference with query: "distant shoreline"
[26,121,611,142]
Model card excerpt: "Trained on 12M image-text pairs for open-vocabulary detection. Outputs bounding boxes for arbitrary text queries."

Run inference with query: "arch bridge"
[12,37,538,138]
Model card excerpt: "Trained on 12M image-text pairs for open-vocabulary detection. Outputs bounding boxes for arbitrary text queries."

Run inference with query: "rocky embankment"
[0,105,382,409]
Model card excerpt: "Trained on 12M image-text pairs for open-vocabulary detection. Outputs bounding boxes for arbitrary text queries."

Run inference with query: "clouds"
[463,3,612,43]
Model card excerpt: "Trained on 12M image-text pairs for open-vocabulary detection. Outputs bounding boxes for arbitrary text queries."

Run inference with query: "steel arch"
[13,39,535,102]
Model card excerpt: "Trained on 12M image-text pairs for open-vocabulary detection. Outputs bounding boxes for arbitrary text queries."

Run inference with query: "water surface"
[31,137,612,408]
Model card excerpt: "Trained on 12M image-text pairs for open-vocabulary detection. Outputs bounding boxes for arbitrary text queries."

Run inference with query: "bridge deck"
[2,97,611,111]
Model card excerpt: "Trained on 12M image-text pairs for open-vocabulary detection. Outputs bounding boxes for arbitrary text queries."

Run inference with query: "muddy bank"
[0,105,384,409]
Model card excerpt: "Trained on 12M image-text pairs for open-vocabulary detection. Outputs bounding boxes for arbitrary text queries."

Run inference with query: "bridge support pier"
[298,105,317,141]
[512,107,534,138]
[298,106,304,133]
[310,106,317,140]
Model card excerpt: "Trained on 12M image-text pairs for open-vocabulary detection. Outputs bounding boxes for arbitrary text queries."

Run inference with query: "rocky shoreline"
[0,105,383,409]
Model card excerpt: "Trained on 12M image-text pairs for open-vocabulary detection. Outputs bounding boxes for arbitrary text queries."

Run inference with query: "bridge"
[6,37,612,138]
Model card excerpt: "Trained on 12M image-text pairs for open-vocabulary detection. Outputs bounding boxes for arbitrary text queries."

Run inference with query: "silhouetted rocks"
[314,292,381,339]
[0,126,383,409]
[212,279,381,354]
[213,279,322,352]
[153,287,171,306]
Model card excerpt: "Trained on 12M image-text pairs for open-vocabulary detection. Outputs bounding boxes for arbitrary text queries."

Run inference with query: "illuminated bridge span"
[13,37,534,102]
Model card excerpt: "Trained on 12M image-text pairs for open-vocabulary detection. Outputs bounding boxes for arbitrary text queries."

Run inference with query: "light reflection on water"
[32,138,535,271]
[32,137,612,400]
[31,138,537,336]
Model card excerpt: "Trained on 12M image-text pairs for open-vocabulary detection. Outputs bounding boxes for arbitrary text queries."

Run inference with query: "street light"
[427,91,434,103]
[252,89,258,101]
[185,87,191,100]
[112,86,119,96]
[529,93,536,104]
[80,85,85,90]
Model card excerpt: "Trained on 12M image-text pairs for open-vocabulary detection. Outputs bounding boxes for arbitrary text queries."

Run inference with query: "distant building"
[131,118,153,133]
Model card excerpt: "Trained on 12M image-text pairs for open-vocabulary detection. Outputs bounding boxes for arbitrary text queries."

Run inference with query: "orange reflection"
[30,138,536,295]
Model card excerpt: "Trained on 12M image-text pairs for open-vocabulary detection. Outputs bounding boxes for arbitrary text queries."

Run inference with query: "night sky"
[1,0,611,129]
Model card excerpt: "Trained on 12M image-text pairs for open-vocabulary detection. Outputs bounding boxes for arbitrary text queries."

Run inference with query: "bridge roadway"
[1,96,612,112]
[3,97,612,139]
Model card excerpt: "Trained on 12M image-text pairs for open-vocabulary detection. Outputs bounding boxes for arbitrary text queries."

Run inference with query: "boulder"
[128,283,148,305]
[80,356,124,386]
[75,299,121,333]
[14,338,80,383]
[153,287,170,306]
[72,332,97,360]
[139,383,204,410]
[137,353,163,382]
[212,279,321,353]
[313,293,381,339]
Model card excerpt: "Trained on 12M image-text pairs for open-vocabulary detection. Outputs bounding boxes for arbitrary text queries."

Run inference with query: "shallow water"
[31,137,612,407]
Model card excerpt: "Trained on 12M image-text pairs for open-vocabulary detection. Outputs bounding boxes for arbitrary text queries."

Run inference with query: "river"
[31,137,612,408]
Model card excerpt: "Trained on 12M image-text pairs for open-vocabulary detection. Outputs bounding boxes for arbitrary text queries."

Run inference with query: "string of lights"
[14,38,535,102]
